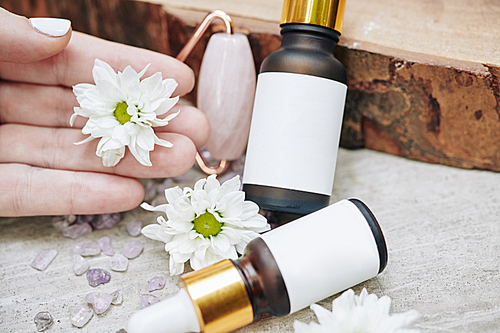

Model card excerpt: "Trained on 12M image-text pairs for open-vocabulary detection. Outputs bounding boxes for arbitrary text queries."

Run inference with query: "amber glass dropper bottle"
[128,199,388,333]
[243,0,348,218]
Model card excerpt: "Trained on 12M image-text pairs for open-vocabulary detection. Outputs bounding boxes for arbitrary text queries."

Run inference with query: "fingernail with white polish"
[29,18,71,37]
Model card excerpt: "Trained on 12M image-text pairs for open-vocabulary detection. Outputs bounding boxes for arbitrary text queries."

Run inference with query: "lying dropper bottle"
[128,198,388,333]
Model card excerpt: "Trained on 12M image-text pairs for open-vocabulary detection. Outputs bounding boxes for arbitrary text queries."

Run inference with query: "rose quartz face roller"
[176,10,256,175]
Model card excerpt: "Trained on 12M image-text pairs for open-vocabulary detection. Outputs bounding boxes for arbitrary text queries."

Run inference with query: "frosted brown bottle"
[243,0,348,216]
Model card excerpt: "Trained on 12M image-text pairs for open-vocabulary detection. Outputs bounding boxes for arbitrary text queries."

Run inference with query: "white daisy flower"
[71,59,180,167]
[140,175,271,275]
[294,289,420,333]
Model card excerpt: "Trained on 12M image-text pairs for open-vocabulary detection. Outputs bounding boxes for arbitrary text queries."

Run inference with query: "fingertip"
[152,133,197,176]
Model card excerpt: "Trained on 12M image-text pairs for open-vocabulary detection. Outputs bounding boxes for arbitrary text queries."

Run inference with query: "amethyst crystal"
[116,330,128,333]
[73,254,89,276]
[111,288,123,305]
[140,294,160,309]
[97,236,114,256]
[73,240,101,256]
[91,213,121,230]
[62,223,92,239]
[69,306,93,328]
[126,221,142,237]
[85,292,113,315]
[30,249,57,271]
[77,215,95,224]
[122,241,143,259]
[51,215,77,230]
[87,268,111,287]
[148,276,166,292]
[34,311,53,331]
[110,254,129,272]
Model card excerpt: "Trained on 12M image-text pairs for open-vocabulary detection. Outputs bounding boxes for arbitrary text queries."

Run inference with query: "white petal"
[101,147,125,167]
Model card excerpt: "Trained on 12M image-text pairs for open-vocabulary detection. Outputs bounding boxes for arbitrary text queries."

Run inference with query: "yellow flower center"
[113,102,131,124]
[193,211,223,238]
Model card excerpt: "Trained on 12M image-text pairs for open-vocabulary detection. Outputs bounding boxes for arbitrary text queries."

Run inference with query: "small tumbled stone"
[69,306,93,328]
[73,254,89,276]
[87,268,111,287]
[62,223,92,239]
[51,215,77,230]
[110,254,128,272]
[91,213,121,230]
[144,181,158,201]
[73,240,101,256]
[98,236,114,256]
[77,215,96,224]
[122,241,143,259]
[148,276,166,292]
[126,221,142,237]
[30,249,57,271]
[116,329,128,333]
[85,292,113,315]
[111,288,123,305]
[34,311,53,332]
[140,294,160,309]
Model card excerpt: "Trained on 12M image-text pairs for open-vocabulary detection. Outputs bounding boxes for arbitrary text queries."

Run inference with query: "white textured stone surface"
[1,149,500,332]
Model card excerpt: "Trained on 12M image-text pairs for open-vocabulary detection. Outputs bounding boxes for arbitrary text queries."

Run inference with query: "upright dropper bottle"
[128,199,388,333]
[242,0,348,217]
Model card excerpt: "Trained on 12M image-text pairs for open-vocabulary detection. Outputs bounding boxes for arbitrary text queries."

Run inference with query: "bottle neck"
[232,237,290,318]
[280,23,340,54]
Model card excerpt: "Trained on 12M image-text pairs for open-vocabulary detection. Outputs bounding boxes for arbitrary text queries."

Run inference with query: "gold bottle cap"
[280,0,347,33]
[180,260,254,333]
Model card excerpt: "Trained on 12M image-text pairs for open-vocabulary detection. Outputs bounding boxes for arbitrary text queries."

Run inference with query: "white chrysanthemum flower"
[294,289,420,333]
[71,59,180,167]
[141,175,271,275]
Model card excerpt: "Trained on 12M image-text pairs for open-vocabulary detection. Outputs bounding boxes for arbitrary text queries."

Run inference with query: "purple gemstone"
[73,240,101,256]
[91,213,121,230]
[116,329,127,333]
[87,268,111,287]
[77,215,96,224]
[111,288,123,305]
[34,311,53,331]
[69,306,93,328]
[144,180,158,201]
[85,292,113,315]
[51,215,77,230]
[126,221,142,237]
[156,178,174,193]
[30,249,57,271]
[140,294,160,309]
[62,223,92,239]
[122,241,143,259]
[97,236,114,256]
[73,254,89,276]
[110,254,129,272]
[148,276,166,292]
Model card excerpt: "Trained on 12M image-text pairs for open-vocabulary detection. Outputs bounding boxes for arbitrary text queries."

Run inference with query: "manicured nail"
[29,18,71,37]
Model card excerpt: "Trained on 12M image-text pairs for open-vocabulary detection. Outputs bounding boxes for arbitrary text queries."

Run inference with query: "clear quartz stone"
[30,249,57,271]
[51,215,77,230]
[73,254,89,276]
[73,240,101,256]
[62,223,92,239]
[140,294,160,309]
[197,33,256,160]
[34,311,53,332]
[148,276,166,292]
[98,236,115,256]
[122,241,143,259]
[126,221,142,237]
[111,288,123,305]
[110,253,129,272]
[85,292,113,315]
[69,306,93,328]
[86,268,111,287]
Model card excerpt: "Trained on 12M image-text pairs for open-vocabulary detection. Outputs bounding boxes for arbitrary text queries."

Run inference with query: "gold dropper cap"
[280,0,347,33]
[180,260,254,333]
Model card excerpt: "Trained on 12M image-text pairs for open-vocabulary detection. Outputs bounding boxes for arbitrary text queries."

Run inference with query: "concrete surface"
[1,148,499,332]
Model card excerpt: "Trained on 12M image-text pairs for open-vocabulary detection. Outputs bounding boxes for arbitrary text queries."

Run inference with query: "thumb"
[0,8,72,63]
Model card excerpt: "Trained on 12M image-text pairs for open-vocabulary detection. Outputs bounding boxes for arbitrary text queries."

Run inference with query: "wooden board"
[2,0,500,171]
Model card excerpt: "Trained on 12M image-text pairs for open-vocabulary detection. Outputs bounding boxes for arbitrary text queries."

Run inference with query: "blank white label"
[243,72,347,195]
